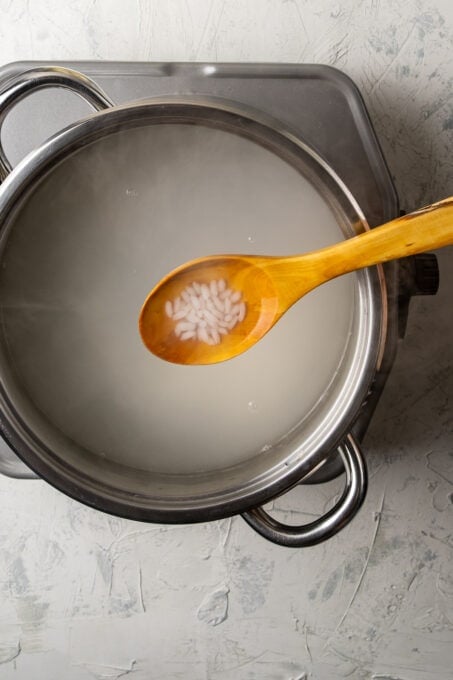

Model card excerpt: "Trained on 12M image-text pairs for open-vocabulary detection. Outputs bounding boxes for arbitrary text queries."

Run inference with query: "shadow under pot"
[0,67,386,546]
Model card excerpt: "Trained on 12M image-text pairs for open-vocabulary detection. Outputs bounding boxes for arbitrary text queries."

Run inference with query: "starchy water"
[0,124,355,474]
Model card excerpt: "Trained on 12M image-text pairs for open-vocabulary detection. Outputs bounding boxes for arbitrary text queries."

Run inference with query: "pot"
[0,66,386,546]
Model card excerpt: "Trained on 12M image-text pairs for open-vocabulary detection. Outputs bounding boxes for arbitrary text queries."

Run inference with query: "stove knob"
[397,252,439,338]
[413,253,439,296]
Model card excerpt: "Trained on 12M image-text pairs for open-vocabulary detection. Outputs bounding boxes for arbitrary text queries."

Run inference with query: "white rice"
[165,279,247,346]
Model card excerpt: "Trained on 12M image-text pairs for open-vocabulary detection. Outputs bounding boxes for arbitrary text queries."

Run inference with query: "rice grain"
[165,279,247,347]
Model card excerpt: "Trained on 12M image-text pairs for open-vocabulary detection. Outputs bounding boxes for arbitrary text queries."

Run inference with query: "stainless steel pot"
[0,66,386,546]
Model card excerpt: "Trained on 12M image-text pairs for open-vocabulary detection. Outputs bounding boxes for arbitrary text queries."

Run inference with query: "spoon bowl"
[139,255,281,364]
[139,197,453,365]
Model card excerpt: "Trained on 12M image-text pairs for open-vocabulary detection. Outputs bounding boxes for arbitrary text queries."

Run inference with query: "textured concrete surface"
[0,1,452,678]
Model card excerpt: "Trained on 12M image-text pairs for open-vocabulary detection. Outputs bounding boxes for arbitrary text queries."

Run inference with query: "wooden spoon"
[139,197,453,365]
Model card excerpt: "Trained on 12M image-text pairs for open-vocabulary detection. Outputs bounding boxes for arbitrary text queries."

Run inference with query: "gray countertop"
[0,2,452,679]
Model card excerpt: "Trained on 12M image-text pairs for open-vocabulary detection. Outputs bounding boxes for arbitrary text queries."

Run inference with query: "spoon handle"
[309,196,453,283]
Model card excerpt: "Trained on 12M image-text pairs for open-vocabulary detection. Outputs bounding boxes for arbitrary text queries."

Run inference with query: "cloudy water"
[0,123,355,474]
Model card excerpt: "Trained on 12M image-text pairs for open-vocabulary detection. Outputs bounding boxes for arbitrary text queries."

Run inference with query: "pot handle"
[241,434,367,547]
[0,66,114,182]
